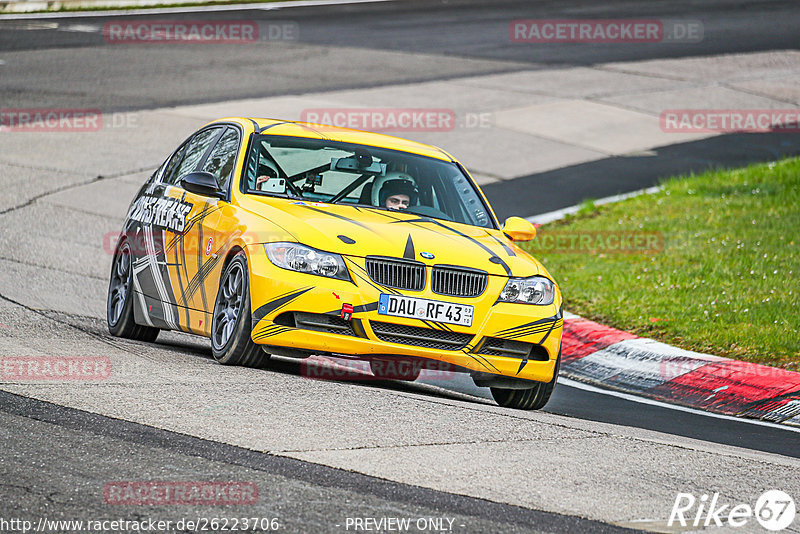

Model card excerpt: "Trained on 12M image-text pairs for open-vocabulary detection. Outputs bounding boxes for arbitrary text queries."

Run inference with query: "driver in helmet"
[373,172,418,211]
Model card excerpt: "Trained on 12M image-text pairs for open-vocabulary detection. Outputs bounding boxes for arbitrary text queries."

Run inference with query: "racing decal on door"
[127,195,193,233]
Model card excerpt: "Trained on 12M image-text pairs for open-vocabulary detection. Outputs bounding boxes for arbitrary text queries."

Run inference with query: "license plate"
[378,294,473,327]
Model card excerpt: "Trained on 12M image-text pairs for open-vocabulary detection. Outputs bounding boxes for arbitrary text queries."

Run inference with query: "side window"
[202,127,240,189]
[161,143,188,185]
[164,127,222,185]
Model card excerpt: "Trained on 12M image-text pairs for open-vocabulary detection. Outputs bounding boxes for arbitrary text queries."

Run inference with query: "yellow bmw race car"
[107,117,563,410]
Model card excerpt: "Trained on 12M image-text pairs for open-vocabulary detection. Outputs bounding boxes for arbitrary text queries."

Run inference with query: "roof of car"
[212,117,456,162]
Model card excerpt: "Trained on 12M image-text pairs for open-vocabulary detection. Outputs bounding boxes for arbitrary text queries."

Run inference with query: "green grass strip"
[523,157,800,370]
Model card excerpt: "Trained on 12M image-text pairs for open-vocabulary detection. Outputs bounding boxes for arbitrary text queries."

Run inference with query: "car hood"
[240,196,542,278]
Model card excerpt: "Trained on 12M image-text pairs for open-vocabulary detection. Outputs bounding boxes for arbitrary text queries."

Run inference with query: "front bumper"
[246,245,562,384]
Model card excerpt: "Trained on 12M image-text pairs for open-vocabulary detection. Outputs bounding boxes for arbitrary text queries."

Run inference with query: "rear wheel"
[107,240,159,342]
[490,352,560,410]
[211,253,269,368]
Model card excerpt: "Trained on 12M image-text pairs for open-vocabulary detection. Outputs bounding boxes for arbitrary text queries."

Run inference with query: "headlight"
[499,276,555,305]
[264,243,350,281]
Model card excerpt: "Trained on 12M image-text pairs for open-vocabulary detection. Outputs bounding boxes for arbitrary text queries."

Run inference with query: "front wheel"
[210,253,269,368]
[107,240,159,342]
[490,352,560,410]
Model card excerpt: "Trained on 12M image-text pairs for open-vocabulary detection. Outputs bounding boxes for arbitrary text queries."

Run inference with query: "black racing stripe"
[419,319,439,330]
[502,329,555,341]
[165,204,218,253]
[184,252,223,301]
[488,234,516,257]
[196,203,209,313]
[502,325,562,341]
[391,218,512,276]
[389,217,435,224]
[430,321,454,332]
[403,234,415,260]
[495,316,559,336]
[347,260,402,296]
[515,319,560,376]
[474,353,500,372]
[299,205,377,233]
[497,321,562,340]
[191,234,237,319]
[252,325,293,341]
[489,256,512,276]
[172,230,190,327]
[370,209,411,222]
[537,316,559,346]
[352,269,400,297]
[252,287,313,324]
[463,353,494,372]
[433,222,511,275]
[257,121,292,133]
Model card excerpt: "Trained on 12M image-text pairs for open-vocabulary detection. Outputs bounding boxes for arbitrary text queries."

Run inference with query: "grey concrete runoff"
[0,392,638,534]
[1,4,800,530]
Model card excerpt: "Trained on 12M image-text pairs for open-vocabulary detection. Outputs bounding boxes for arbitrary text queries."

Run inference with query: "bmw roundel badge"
[420,251,435,259]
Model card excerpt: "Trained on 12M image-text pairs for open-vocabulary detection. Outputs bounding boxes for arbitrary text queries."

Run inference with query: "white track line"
[559,377,800,433]
[0,0,395,20]
[527,185,662,225]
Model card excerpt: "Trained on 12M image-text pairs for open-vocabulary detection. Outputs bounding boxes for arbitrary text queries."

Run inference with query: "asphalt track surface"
[0,390,638,534]
[1,0,800,531]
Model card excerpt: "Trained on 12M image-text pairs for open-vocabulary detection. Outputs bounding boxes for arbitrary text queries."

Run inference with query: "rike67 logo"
[669,490,796,531]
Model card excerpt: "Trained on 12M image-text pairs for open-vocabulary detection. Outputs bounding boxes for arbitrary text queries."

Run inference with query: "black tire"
[210,253,269,368]
[490,351,560,410]
[369,358,422,381]
[107,240,159,342]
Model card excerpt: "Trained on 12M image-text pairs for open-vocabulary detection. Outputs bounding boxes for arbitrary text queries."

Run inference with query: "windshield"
[242,135,495,229]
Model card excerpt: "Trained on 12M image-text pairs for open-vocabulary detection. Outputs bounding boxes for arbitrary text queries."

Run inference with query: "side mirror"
[180,172,224,199]
[502,216,537,242]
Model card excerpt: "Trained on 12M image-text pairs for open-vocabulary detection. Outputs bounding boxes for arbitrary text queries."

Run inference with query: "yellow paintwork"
[161,118,563,383]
